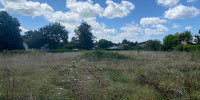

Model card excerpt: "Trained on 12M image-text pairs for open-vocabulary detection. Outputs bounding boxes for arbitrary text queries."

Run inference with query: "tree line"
[0,11,200,51]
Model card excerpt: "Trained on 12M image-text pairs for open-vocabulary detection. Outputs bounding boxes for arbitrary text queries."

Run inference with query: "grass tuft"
[81,50,129,60]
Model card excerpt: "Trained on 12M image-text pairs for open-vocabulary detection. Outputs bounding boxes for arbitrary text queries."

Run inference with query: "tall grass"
[0,51,200,99]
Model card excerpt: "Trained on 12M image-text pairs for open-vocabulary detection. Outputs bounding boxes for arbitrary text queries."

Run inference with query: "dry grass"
[0,51,200,100]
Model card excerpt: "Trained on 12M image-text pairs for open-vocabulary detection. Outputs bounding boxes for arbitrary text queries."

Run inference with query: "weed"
[0,66,17,100]
[81,50,129,60]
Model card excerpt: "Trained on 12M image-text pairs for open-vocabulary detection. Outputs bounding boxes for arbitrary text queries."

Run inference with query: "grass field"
[0,51,200,100]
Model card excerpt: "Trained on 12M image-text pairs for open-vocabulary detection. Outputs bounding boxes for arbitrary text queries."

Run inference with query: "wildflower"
[100,68,103,70]
[87,76,91,79]
[60,88,63,90]
[58,93,61,95]
[71,76,74,78]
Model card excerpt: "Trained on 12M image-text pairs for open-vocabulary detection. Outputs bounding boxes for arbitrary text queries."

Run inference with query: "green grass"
[81,50,129,60]
[0,51,200,99]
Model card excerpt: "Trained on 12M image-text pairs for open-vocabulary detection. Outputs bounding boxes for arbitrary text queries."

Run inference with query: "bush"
[1,50,29,54]
[183,45,200,52]
[50,49,78,53]
[173,45,183,51]
[144,40,162,51]
[81,50,129,60]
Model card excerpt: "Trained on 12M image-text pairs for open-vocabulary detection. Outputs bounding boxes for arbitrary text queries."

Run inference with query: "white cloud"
[113,21,142,42]
[0,0,54,16]
[157,0,180,7]
[19,26,28,33]
[173,23,180,29]
[140,17,167,26]
[164,4,200,19]
[1,0,166,42]
[187,0,197,3]
[185,26,192,30]
[66,0,103,19]
[110,20,169,43]
[43,0,126,41]
[101,0,134,19]
[151,24,168,32]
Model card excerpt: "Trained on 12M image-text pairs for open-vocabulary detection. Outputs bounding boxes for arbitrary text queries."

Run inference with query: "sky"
[0,0,200,43]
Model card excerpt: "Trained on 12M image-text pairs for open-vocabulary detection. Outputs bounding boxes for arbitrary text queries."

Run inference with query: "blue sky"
[0,0,200,43]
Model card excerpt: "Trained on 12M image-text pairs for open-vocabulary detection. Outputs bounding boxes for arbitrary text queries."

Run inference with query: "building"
[181,41,196,45]
[139,41,148,47]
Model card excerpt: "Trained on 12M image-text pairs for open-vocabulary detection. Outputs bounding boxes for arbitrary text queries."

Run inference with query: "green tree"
[199,29,200,34]
[144,40,162,51]
[23,22,68,49]
[122,39,129,44]
[39,22,68,49]
[97,39,113,49]
[175,31,192,43]
[163,34,176,50]
[75,22,95,50]
[163,31,192,51]
[0,11,23,50]
[23,30,42,49]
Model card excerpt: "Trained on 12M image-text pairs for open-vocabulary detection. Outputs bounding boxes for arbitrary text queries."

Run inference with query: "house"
[139,41,148,47]
[181,41,196,45]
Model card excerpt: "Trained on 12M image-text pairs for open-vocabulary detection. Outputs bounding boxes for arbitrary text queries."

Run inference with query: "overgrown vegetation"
[0,51,200,99]
[81,50,129,60]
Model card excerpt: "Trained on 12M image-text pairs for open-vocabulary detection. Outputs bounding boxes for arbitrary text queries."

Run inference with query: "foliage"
[1,50,29,54]
[50,49,78,53]
[81,50,129,60]
[23,30,42,49]
[0,11,23,51]
[75,22,95,50]
[23,22,68,49]
[163,31,192,51]
[163,34,176,50]
[97,39,113,49]
[173,45,183,51]
[173,45,200,52]
[194,35,200,44]
[183,45,200,52]
[122,39,129,44]
[144,40,162,51]
[1,51,200,99]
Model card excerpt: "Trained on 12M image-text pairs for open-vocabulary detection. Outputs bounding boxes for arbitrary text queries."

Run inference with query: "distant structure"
[40,44,50,52]
[181,41,196,45]
[139,41,148,47]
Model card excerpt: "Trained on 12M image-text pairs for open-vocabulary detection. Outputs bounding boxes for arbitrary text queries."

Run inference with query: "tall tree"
[0,11,23,50]
[23,30,42,49]
[39,22,68,49]
[97,39,113,49]
[163,34,176,50]
[199,29,200,34]
[122,39,129,44]
[75,22,95,50]
[163,31,192,50]
[23,22,68,49]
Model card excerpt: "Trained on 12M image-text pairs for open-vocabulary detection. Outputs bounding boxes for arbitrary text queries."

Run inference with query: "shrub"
[81,50,129,60]
[173,45,183,51]
[1,50,29,54]
[50,49,78,53]
[183,45,200,52]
